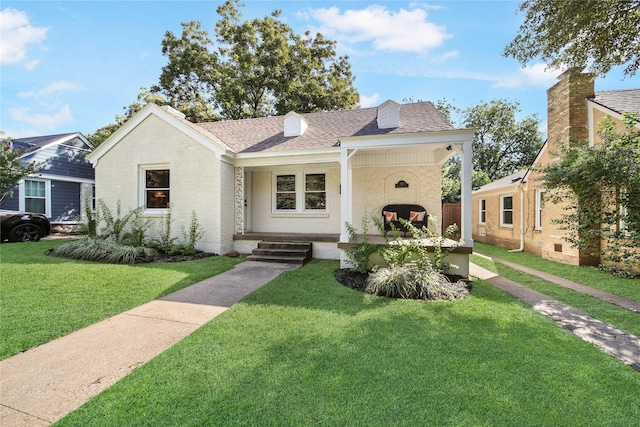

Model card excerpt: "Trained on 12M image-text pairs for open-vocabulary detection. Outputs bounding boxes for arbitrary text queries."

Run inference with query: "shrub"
[149,207,177,253]
[122,207,152,247]
[98,200,136,242]
[179,210,205,255]
[343,216,382,273]
[52,238,156,264]
[366,216,468,301]
[365,265,468,301]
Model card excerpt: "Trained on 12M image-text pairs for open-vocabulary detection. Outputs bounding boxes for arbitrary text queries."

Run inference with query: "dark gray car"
[0,210,51,242]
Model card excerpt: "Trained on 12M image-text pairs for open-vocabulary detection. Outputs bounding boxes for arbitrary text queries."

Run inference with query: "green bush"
[365,264,468,301]
[52,238,157,264]
[365,216,468,301]
[343,217,382,273]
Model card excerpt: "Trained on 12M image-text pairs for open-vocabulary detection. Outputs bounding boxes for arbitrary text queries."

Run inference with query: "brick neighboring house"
[472,69,640,267]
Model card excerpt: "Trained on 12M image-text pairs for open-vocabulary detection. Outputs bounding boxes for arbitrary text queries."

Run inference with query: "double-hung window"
[304,174,326,210]
[275,175,297,210]
[23,179,47,215]
[274,172,326,213]
[479,198,486,224]
[500,195,513,227]
[142,167,170,210]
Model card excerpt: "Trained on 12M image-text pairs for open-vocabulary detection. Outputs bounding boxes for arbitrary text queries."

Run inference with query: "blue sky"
[1,0,637,139]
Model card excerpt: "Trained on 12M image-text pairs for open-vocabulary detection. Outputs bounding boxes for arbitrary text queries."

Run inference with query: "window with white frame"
[500,194,513,227]
[141,166,170,210]
[535,190,545,230]
[274,172,326,212]
[305,174,326,210]
[479,198,486,224]
[23,179,47,215]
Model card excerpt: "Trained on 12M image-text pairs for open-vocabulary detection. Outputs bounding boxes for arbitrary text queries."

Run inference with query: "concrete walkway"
[470,262,640,371]
[476,253,640,313]
[0,261,299,426]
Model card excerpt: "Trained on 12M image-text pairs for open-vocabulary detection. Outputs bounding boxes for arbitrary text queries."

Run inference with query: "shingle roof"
[195,102,453,153]
[10,133,79,152]
[473,170,527,194]
[589,88,640,115]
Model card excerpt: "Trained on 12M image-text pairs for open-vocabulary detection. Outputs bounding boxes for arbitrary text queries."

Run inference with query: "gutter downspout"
[508,188,525,252]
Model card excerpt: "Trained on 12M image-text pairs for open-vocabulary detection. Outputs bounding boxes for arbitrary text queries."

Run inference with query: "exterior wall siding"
[50,181,80,222]
[22,143,94,181]
[95,114,225,254]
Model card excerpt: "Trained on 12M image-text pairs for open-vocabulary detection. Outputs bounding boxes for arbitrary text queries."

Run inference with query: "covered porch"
[231,128,475,277]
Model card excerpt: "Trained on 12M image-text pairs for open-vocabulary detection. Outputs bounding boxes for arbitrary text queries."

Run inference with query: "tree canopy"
[435,98,542,203]
[462,99,544,181]
[504,0,640,77]
[155,0,359,121]
[88,0,359,146]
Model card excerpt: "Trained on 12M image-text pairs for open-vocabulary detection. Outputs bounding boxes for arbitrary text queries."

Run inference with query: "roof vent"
[161,105,186,120]
[377,100,400,129]
[284,111,308,137]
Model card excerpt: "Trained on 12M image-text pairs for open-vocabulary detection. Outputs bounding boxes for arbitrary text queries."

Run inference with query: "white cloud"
[25,59,40,70]
[494,64,559,89]
[9,105,73,130]
[0,8,48,65]
[18,81,81,98]
[360,93,381,107]
[307,5,450,53]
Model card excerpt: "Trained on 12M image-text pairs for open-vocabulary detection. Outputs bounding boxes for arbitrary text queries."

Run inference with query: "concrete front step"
[248,241,312,265]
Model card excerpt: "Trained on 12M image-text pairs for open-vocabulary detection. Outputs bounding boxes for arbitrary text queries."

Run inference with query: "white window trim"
[478,198,486,225]
[272,171,328,215]
[500,194,514,228]
[139,164,170,215]
[534,189,545,231]
[19,178,51,217]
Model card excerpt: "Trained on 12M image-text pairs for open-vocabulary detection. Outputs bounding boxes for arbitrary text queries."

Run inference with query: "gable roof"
[588,89,640,115]
[196,101,453,154]
[88,104,235,165]
[11,132,92,154]
[473,170,527,194]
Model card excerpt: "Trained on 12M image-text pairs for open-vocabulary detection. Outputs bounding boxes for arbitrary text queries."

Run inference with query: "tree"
[155,0,359,121]
[462,99,543,181]
[441,160,491,204]
[504,0,640,78]
[0,133,42,204]
[540,114,640,276]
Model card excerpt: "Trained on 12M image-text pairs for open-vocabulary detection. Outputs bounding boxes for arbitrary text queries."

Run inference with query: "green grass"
[473,241,640,302]
[0,240,244,360]
[472,254,640,339]
[57,260,639,426]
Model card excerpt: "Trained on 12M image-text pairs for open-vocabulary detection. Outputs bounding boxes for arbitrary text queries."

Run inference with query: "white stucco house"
[87,100,475,276]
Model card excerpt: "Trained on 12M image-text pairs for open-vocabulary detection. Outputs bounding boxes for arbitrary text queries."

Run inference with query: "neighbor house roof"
[10,132,92,153]
[195,101,453,154]
[473,170,527,194]
[11,132,92,157]
[589,89,640,115]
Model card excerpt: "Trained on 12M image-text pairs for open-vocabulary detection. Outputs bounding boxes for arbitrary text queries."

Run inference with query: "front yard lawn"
[0,240,244,360]
[473,242,640,302]
[56,260,640,426]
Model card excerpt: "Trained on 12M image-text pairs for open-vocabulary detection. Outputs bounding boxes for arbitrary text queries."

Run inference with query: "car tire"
[9,224,44,242]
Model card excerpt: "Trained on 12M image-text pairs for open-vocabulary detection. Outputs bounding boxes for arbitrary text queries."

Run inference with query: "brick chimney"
[546,68,595,150]
[546,69,600,267]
